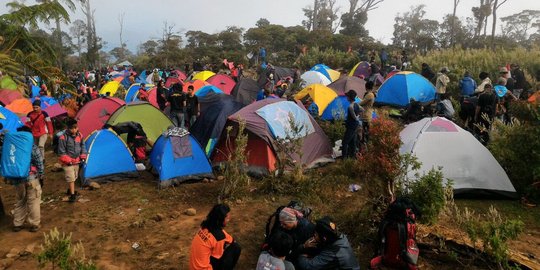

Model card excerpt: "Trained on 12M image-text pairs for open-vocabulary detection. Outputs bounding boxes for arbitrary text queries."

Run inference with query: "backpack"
[263,201,312,247]
[0,132,33,179]
[52,130,66,155]
[370,197,421,270]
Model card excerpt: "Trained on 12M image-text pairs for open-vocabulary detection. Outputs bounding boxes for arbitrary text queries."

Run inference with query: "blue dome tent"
[375,71,436,107]
[150,127,214,188]
[82,129,138,184]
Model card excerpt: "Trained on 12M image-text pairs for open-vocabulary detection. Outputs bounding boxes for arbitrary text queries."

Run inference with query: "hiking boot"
[68,193,79,203]
[12,226,23,232]
[29,225,40,232]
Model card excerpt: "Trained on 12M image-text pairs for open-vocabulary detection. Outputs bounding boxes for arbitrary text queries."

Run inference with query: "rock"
[153,214,164,222]
[0,258,14,270]
[89,182,101,190]
[98,263,121,270]
[20,244,36,256]
[202,178,209,183]
[131,220,145,228]
[156,252,170,260]
[235,199,242,204]
[184,208,197,216]
[217,176,225,181]
[51,163,63,172]
[5,248,20,259]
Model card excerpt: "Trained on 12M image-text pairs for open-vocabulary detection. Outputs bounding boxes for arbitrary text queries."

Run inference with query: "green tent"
[106,102,173,143]
[0,76,18,90]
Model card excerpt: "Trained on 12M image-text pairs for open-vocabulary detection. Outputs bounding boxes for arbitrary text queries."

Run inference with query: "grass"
[456,200,540,227]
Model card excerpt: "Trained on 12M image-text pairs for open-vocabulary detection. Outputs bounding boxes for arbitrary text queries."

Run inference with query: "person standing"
[342,90,362,159]
[511,64,527,99]
[459,71,477,97]
[156,80,168,111]
[360,81,375,144]
[435,67,450,99]
[189,204,241,270]
[11,126,44,232]
[57,120,87,203]
[26,100,54,160]
[420,63,436,83]
[186,85,200,128]
[475,84,497,144]
[168,84,186,128]
[475,71,492,94]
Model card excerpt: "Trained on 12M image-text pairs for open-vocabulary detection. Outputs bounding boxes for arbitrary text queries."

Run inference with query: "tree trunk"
[312,0,319,31]
[55,18,63,70]
[450,0,460,47]
[491,0,498,48]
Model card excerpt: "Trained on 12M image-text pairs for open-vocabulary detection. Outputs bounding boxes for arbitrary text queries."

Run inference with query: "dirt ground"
[0,151,539,270]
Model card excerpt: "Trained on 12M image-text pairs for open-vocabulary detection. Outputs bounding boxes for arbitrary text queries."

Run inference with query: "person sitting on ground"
[277,207,316,262]
[57,120,86,203]
[436,93,455,120]
[189,204,241,270]
[257,231,295,270]
[297,217,360,270]
[403,99,423,123]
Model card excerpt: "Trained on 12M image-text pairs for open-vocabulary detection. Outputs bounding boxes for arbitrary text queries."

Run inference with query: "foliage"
[219,120,251,201]
[295,46,359,70]
[274,112,306,180]
[392,5,440,53]
[316,118,346,146]
[413,46,540,98]
[37,228,96,270]
[489,112,540,201]
[460,206,524,269]
[358,117,402,201]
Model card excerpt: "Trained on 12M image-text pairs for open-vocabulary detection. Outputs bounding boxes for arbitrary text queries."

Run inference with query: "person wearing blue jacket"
[459,71,477,97]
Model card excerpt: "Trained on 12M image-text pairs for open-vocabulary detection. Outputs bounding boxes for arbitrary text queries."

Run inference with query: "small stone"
[89,182,101,190]
[20,244,36,256]
[217,176,225,181]
[156,252,170,260]
[202,178,209,183]
[184,208,197,216]
[235,199,242,204]
[5,248,20,259]
[271,197,276,202]
[0,258,14,270]
[52,163,63,172]
[153,214,164,222]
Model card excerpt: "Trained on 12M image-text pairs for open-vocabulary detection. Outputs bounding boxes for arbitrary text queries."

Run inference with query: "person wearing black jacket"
[156,80,168,111]
[297,217,360,270]
[420,63,436,83]
[511,64,527,99]
[278,207,316,262]
[168,83,186,128]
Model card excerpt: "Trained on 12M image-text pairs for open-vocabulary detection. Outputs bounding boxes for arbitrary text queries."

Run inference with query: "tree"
[340,0,383,37]
[491,0,509,48]
[472,0,493,39]
[157,21,183,68]
[438,14,469,48]
[392,5,440,53]
[450,0,460,47]
[138,40,159,56]
[302,0,340,33]
[501,10,540,43]
[69,19,86,61]
[256,18,270,28]
[117,12,127,60]
[217,26,244,51]
[81,0,101,68]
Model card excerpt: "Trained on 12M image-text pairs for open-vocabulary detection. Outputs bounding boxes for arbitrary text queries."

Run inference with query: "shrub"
[460,206,524,269]
[317,119,346,146]
[402,167,448,224]
[489,116,540,201]
[37,228,96,270]
[358,117,402,201]
[219,120,251,201]
[295,46,359,70]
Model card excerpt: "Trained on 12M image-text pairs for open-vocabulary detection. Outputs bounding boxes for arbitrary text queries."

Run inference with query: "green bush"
[219,120,251,201]
[489,116,540,201]
[295,47,359,71]
[403,168,448,224]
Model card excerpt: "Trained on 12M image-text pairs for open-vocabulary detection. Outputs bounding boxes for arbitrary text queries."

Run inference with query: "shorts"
[63,165,79,183]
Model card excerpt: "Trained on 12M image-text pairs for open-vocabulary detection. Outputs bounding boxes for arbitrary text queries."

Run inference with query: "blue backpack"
[0,131,33,179]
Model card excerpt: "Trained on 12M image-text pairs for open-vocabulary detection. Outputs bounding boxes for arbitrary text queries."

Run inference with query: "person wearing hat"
[278,207,316,262]
[435,67,450,100]
[342,90,363,159]
[475,84,497,143]
[494,77,517,124]
[297,217,360,270]
[25,99,54,160]
[511,63,527,99]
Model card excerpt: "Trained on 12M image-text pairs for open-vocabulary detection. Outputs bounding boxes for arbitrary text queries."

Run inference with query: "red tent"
[206,74,236,94]
[0,89,23,106]
[75,97,126,138]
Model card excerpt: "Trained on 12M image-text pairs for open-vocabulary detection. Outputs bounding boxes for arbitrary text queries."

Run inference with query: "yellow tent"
[294,84,338,116]
[327,69,341,82]
[99,81,121,96]
[192,71,216,81]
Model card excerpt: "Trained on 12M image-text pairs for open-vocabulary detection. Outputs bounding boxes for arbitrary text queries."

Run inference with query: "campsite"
[1,0,540,270]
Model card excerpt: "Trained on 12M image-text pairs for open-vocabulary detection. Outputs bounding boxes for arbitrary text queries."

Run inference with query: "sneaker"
[29,225,40,232]
[12,226,23,232]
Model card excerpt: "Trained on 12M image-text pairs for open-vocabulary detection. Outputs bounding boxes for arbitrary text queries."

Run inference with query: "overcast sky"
[3,0,540,51]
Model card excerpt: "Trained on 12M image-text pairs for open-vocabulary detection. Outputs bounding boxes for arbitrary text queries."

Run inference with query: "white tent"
[117,60,133,67]
[400,117,517,198]
[300,71,331,88]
